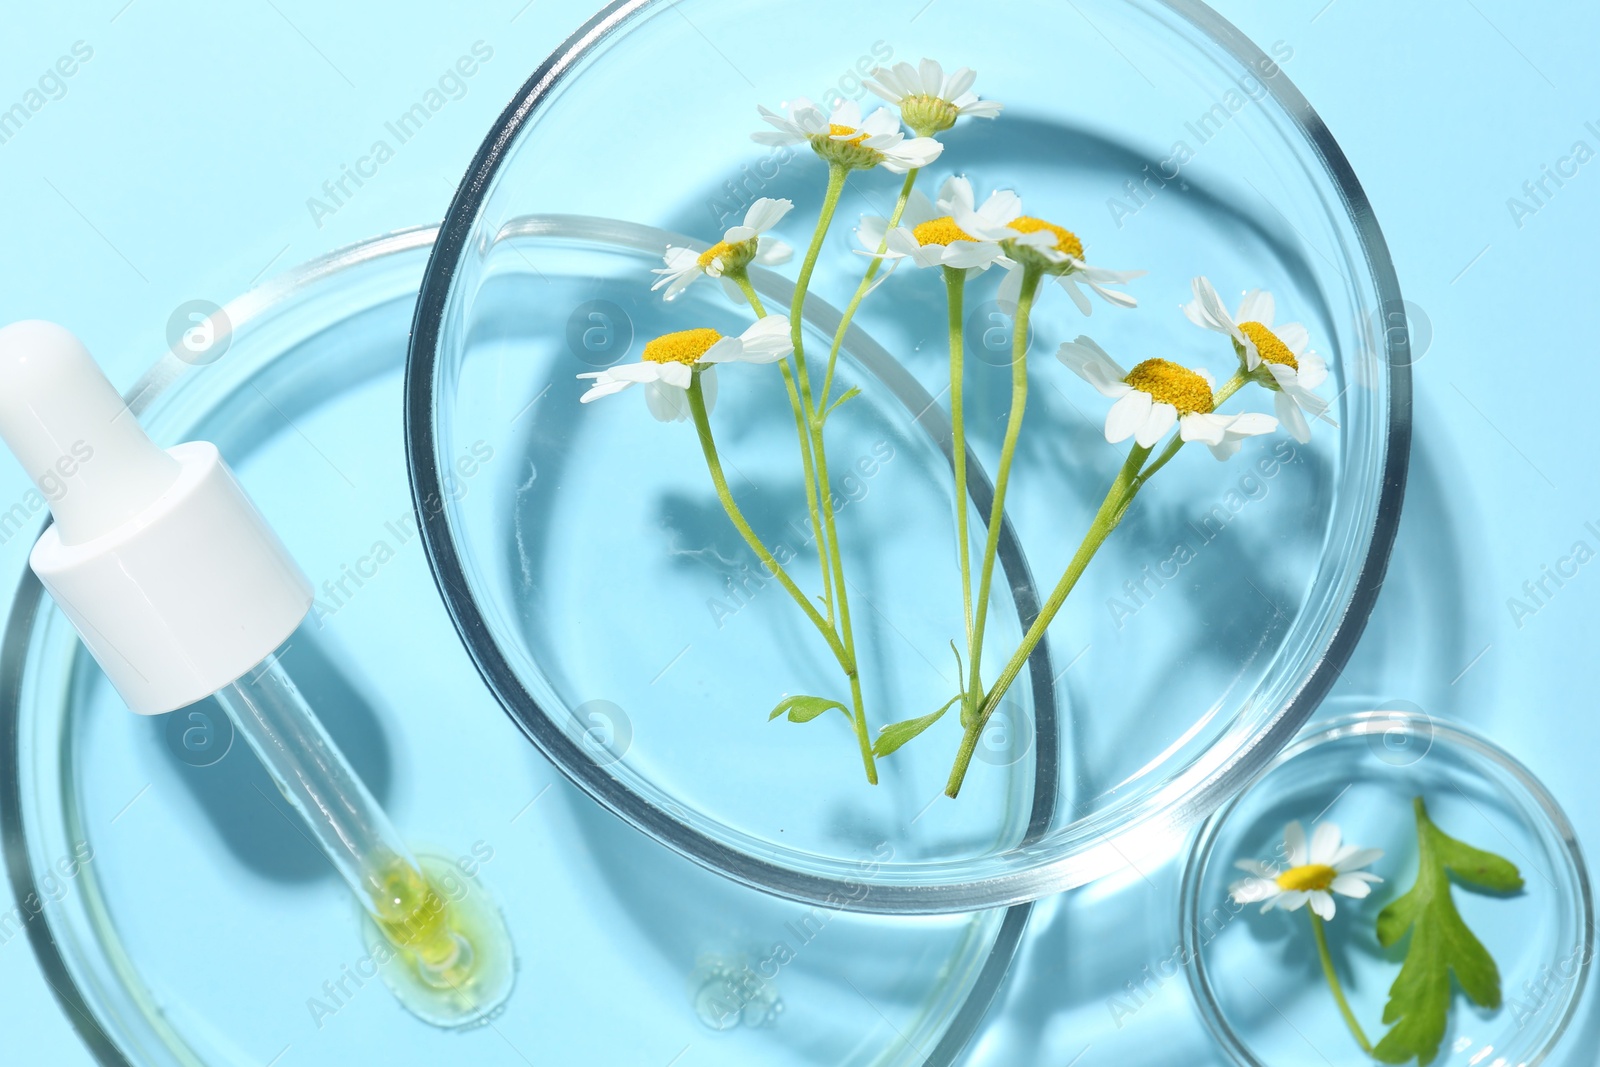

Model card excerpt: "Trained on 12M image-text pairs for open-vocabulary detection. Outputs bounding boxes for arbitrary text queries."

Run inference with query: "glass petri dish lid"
[1180,711,1593,1067]
[1,228,1023,1066]
[406,0,1412,913]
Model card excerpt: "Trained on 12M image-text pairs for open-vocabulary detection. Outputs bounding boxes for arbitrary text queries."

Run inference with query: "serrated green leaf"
[873,694,961,757]
[1371,797,1523,1065]
[767,694,851,724]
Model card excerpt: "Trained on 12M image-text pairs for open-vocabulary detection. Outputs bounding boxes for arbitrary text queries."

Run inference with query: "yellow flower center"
[642,327,723,365]
[911,216,975,247]
[828,123,869,146]
[697,241,735,270]
[1005,216,1084,259]
[1239,321,1298,370]
[1124,359,1215,415]
[1275,863,1338,892]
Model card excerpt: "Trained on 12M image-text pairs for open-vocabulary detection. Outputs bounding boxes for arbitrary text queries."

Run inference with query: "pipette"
[0,320,514,1027]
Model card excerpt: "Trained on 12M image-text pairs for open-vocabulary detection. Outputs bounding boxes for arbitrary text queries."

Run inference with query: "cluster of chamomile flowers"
[576,58,1334,458]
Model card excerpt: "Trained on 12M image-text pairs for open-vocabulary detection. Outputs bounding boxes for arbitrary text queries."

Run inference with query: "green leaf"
[822,386,861,421]
[767,694,851,725]
[873,694,961,757]
[1371,797,1524,1065]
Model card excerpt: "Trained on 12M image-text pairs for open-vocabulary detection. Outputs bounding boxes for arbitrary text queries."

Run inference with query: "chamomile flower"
[856,176,1016,271]
[1182,276,1333,443]
[954,206,1144,314]
[651,198,795,301]
[753,97,943,173]
[577,317,793,423]
[864,58,1003,136]
[1228,820,1383,922]
[1057,336,1277,458]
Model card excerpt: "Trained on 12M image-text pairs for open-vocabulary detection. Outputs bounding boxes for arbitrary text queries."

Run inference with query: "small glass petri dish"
[406,0,1412,912]
[1180,711,1593,1067]
[0,228,1022,1066]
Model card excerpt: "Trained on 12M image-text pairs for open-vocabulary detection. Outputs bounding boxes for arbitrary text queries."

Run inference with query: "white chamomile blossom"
[856,175,1016,271]
[1228,820,1383,922]
[864,58,1003,136]
[753,97,942,173]
[1182,276,1334,443]
[1057,336,1278,459]
[577,317,793,423]
[953,205,1144,315]
[651,198,795,301]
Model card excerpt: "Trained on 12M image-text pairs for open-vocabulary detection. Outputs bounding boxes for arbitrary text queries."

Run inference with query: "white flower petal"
[1309,891,1337,921]
[698,337,743,365]
[1234,859,1279,879]
[1136,402,1178,447]
[1179,412,1230,447]
[1277,321,1310,355]
[943,66,976,100]
[578,377,633,403]
[644,379,690,422]
[1309,822,1344,865]
[937,175,975,215]
[1333,847,1384,873]
[1330,874,1374,899]
[1184,275,1235,334]
[1284,821,1308,868]
[881,136,944,172]
[1275,389,1312,444]
[1057,274,1092,316]
[700,365,718,414]
[1274,889,1311,913]
[734,315,794,362]
[1056,336,1129,396]
[1229,877,1279,904]
[1297,351,1329,389]
[857,215,891,253]
[1236,288,1275,327]
[917,57,944,96]
[755,236,792,265]
[978,189,1022,226]
[941,240,1005,270]
[959,98,1004,119]
[997,263,1024,306]
[1105,390,1153,443]
[742,197,792,234]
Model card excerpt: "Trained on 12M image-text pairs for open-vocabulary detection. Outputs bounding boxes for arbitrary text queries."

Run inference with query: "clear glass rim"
[402,0,1415,913]
[0,224,1032,1067]
[1179,710,1596,1067]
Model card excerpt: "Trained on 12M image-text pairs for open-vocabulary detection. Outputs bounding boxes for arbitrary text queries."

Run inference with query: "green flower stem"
[686,375,850,674]
[945,367,1260,795]
[818,167,920,407]
[961,263,1043,735]
[789,163,849,417]
[788,162,878,785]
[947,439,1148,797]
[943,266,973,644]
[1310,910,1373,1055]
[733,270,836,626]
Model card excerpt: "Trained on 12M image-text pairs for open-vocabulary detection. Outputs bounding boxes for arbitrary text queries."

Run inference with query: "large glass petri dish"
[0,229,1022,1066]
[406,0,1412,913]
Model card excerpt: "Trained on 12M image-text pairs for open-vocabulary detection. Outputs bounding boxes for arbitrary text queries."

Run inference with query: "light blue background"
[1,0,1595,1063]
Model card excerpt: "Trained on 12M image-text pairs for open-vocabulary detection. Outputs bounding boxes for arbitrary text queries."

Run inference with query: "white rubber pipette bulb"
[0,319,181,546]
